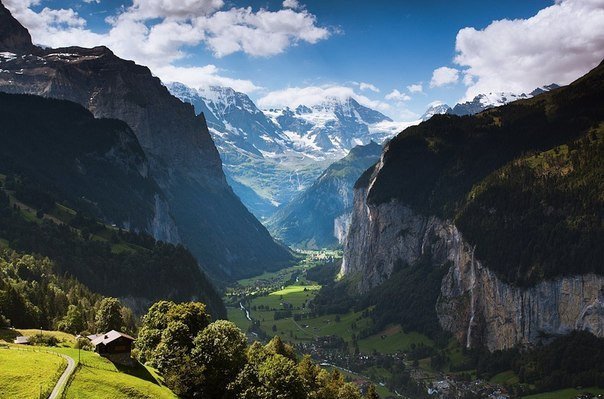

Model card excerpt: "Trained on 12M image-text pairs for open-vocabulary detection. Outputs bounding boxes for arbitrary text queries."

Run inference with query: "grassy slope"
[48,347,176,399]
[0,347,66,399]
[0,330,176,399]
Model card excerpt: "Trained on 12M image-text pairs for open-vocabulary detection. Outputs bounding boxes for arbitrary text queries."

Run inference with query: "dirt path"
[48,353,75,399]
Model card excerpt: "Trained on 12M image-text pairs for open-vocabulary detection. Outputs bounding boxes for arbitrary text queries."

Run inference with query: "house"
[13,336,30,345]
[91,330,135,366]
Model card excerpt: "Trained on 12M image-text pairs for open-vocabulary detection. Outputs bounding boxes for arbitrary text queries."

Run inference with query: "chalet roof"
[91,330,134,346]
[13,336,29,344]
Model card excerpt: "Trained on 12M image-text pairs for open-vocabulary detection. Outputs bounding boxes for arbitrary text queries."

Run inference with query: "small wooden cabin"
[91,330,135,365]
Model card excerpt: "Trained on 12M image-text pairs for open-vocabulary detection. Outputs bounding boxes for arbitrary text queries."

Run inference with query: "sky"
[5,0,604,121]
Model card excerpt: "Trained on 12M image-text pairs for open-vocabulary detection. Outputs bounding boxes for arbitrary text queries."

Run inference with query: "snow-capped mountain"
[420,84,560,121]
[167,83,288,157]
[264,97,394,159]
[168,82,408,220]
[421,101,452,121]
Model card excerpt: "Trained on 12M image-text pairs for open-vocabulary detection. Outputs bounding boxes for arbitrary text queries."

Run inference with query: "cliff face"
[343,181,604,350]
[341,61,604,350]
[0,3,293,279]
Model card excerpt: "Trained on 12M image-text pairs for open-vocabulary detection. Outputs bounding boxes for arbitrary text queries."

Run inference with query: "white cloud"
[282,0,300,10]
[197,7,330,57]
[454,0,604,99]
[159,65,261,93]
[3,0,329,90]
[385,89,410,102]
[257,85,391,113]
[83,0,101,4]
[429,66,459,88]
[407,83,423,93]
[358,82,380,93]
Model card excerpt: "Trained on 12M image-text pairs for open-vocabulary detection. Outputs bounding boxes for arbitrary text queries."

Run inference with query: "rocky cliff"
[341,61,604,350]
[342,184,604,350]
[0,2,293,279]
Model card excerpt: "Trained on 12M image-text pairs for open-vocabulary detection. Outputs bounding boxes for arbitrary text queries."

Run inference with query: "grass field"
[0,347,66,399]
[357,325,434,354]
[48,347,176,399]
[490,370,519,385]
[270,284,321,296]
[0,328,176,399]
[523,387,604,399]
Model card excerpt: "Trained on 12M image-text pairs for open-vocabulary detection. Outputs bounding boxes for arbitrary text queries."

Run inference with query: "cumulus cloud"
[454,0,604,99]
[3,0,329,90]
[407,83,423,93]
[257,85,391,113]
[282,0,300,10]
[429,66,459,88]
[385,89,410,102]
[358,82,380,92]
[197,7,330,57]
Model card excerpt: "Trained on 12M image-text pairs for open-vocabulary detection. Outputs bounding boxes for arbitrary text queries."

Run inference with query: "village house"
[90,330,135,366]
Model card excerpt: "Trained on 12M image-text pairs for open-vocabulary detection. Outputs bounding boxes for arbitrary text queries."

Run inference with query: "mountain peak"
[421,101,451,121]
[0,1,36,54]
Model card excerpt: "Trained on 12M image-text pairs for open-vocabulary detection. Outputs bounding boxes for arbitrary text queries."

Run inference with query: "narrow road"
[49,353,75,399]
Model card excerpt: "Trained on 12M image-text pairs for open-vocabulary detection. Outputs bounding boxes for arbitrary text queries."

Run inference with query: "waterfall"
[466,246,477,348]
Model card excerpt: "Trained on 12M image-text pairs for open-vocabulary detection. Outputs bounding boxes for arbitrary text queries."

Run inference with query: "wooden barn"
[91,330,135,365]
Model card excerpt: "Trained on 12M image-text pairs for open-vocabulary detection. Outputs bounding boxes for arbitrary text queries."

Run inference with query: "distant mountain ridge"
[421,84,560,121]
[167,82,406,219]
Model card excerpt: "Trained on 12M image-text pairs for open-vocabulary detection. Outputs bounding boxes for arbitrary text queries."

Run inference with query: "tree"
[265,336,296,362]
[364,384,380,399]
[337,383,362,399]
[58,305,86,334]
[257,353,304,399]
[135,301,210,365]
[94,297,124,332]
[192,320,248,398]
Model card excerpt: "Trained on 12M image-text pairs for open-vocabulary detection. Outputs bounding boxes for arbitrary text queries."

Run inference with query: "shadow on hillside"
[0,328,19,342]
[115,361,159,385]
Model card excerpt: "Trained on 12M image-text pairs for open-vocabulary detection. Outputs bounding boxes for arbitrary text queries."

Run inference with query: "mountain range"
[167,83,406,219]
[421,84,560,121]
[0,1,292,281]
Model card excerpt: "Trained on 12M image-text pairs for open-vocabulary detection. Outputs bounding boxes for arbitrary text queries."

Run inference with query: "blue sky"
[8,0,604,120]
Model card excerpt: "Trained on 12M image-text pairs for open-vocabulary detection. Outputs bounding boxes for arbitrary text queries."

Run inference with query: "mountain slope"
[168,83,404,219]
[342,60,604,350]
[0,2,293,280]
[268,141,383,249]
[0,93,225,317]
[0,92,165,235]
